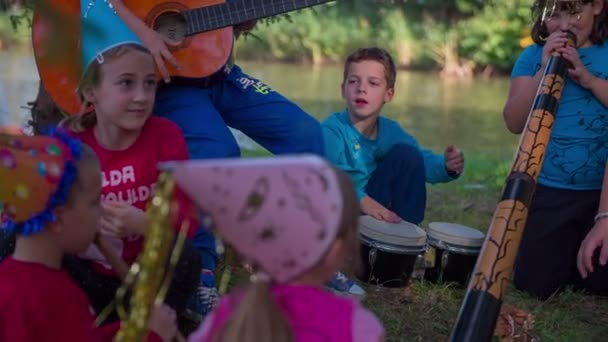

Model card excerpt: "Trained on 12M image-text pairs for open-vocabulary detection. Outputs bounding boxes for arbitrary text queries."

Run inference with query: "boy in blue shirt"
[323,47,464,226]
[323,47,465,295]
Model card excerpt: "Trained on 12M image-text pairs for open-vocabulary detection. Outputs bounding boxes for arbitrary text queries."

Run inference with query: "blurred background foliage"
[1,0,535,78]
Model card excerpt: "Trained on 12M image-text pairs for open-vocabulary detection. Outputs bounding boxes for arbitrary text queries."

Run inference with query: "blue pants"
[154,64,325,159]
[154,65,325,282]
[365,144,427,224]
[513,184,608,299]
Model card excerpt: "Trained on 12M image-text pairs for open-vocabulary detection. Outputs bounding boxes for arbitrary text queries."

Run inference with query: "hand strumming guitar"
[108,0,180,83]
[109,1,257,83]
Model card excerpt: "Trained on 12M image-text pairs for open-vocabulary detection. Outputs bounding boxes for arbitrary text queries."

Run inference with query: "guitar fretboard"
[182,0,333,36]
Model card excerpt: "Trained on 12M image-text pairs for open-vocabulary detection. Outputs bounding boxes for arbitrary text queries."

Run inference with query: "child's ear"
[384,87,395,103]
[81,86,97,105]
[46,211,64,233]
[593,0,604,14]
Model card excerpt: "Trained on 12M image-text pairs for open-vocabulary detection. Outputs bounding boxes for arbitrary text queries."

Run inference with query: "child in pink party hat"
[165,155,385,342]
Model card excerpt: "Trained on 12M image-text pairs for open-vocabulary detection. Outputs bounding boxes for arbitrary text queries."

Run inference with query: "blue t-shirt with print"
[511,43,608,190]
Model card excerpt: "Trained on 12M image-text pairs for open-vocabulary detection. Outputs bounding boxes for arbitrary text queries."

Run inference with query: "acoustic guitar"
[32,0,334,115]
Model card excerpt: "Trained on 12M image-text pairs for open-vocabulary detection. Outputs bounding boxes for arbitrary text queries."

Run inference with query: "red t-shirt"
[0,257,113,341]
[0,257,162,341]
[73,117,192,276]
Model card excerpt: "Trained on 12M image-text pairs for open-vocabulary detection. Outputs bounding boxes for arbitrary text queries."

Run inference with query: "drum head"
[427,222,484,247]
[359,215,427,248]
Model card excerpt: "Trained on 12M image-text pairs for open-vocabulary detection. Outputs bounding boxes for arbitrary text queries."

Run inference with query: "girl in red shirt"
[59,3,200,325]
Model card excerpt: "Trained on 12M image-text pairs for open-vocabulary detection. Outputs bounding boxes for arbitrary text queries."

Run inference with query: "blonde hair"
[214,168,361,342]
[60,43,151,133]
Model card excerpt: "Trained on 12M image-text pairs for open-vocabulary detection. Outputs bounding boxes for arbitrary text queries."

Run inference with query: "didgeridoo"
[449,31,577,341]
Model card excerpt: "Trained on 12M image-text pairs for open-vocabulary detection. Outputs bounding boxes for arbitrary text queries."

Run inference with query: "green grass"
[227,150,608,341]
[364,181,608,341]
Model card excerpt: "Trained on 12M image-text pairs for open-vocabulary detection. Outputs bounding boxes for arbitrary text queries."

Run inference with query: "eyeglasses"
[544,11,583,22]
[541,1,588,23]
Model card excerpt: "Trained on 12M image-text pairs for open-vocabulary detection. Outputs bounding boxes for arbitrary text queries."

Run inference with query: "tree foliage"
[1,0,535,76]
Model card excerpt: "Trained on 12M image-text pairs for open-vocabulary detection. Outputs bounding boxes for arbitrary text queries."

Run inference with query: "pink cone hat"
[167,155,343,283]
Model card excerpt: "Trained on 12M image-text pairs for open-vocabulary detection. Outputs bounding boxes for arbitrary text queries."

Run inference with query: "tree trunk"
[439,33,473,80]
[395,39,414,67]
[28,81,66,135]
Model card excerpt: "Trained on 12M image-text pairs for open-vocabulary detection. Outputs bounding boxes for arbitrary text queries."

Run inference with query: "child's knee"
[513,262,564,300]
[186,136,241,160]
[387,144,425,172]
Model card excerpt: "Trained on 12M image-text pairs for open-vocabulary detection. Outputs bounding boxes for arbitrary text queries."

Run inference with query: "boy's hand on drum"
[444,145,464,175]
[577,219,608,279]
[100,201,148,238]
[148,303,178,342]
[361,196,401,223]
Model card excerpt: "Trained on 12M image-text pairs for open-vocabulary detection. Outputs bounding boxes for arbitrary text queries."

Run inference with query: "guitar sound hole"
[154,12,187,44]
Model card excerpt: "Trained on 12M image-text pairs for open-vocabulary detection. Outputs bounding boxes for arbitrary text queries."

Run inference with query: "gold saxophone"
[107,172,189,341]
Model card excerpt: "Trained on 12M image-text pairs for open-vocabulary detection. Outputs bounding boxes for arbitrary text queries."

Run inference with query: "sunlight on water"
[0,46,38,128]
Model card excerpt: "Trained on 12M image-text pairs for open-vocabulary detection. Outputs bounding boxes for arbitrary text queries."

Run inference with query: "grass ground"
[234,150,608,341]
[364,183,608,341]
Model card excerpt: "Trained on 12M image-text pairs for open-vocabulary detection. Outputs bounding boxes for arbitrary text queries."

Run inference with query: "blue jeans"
[154,64,325,282]
[154,64,325,159]
[365,144,427,224]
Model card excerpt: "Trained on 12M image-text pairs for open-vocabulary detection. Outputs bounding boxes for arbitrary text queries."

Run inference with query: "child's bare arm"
[578,161,608,278]
[586,77,608,108]
[502,72,544,134]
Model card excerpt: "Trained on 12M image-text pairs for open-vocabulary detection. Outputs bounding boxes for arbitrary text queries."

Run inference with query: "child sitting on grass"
[322,47,465,295]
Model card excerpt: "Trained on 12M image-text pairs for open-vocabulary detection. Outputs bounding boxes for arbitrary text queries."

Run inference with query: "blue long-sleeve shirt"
[322,110,455,201]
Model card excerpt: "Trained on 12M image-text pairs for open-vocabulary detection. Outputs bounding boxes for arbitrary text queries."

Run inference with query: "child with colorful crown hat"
[164,155,384,342]
[0,130,178,341]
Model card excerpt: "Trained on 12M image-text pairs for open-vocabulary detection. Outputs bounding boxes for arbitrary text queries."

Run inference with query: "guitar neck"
[182,0,333,36]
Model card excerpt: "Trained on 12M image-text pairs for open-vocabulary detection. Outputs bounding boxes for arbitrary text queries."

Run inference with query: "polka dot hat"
[0,130,82,235]
[168,155,345,283]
